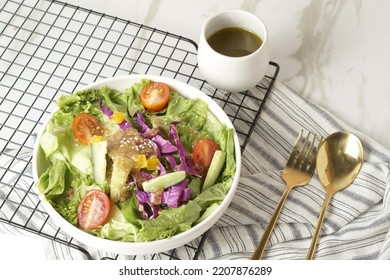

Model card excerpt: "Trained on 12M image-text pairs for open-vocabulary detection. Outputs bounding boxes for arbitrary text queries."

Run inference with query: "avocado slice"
[91,140,108,185]
[142,171,186,192]
[202,150,226,191]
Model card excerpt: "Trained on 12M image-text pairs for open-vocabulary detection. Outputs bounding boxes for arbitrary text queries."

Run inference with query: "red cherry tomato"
[191,138,220,176]
[78,189,111,230]
[140,82,170,112]
[72,112,103,145]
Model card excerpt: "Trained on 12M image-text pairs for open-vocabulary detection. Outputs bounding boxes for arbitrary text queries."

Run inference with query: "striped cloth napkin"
[2,80,390,260]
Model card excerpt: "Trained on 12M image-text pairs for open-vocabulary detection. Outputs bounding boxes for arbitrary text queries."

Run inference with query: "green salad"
[37,79,236,242]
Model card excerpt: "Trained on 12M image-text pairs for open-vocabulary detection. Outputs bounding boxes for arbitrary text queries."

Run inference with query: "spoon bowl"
[307,131,363,259]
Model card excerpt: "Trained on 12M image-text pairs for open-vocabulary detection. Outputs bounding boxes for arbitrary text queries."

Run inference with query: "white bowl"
[32,74,241,256]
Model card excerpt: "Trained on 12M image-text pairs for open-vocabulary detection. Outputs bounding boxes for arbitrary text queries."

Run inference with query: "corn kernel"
[111,111,126,124]
[147,157,159,170]
[89,135,104,144]
[133,154,147,169]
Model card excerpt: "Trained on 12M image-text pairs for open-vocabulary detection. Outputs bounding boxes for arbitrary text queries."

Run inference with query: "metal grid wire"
[0,0,279,259]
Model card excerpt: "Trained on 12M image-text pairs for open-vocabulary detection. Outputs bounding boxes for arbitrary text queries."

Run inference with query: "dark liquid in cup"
[207,27,263,57]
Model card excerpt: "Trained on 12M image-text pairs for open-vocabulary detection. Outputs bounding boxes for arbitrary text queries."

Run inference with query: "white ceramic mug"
[197,10,269,93]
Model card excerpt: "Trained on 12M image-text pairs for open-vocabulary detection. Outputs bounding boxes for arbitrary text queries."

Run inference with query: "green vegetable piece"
[202,150,226,191]
[195,202,219,224]
[40,131,58,158]
[91,141,108,185]
[142,171,186,192]
[188,177,202,199]
[97,197,139,242]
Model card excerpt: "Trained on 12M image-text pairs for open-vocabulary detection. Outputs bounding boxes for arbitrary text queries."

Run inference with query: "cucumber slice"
[142,171,186,192]
[202,150,226,191]
[91,141,108,184]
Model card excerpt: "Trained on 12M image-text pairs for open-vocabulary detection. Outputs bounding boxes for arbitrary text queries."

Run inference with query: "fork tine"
[306,136,323,174]
[294,131,312,168]
[287,131,320,173]
[298,133,316,170]
[286,130,303,167]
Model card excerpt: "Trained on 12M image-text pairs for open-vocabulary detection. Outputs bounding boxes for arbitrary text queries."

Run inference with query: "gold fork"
[251,130,321,260]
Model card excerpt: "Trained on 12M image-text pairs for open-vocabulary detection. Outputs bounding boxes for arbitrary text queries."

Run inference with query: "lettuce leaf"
[98,87,129,115]
[136,200,201,241]
[99,204,139,242]
[126,79,149,116]
[37,156,68,196]
[56,90,102,122]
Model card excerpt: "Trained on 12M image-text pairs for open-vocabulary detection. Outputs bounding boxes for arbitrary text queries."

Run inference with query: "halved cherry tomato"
[191,138,220,176]
[140,82,170,112]
[72,112,103,145]
[78,189,111,230]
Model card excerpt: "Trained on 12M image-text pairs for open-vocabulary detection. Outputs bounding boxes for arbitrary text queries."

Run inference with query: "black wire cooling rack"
[0,0,279,259]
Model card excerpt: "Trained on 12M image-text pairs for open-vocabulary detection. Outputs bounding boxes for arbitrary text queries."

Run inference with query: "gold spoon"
[307,131,364,260]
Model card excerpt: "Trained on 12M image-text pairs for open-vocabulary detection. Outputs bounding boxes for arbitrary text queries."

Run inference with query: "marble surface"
[1,0,390,260]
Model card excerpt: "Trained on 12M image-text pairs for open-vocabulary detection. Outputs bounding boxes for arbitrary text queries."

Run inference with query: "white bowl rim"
[32,74,242,256]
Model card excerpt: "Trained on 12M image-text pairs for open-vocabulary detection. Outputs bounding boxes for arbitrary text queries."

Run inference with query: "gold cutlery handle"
[306,192,332,260]
[251,185,293,260]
